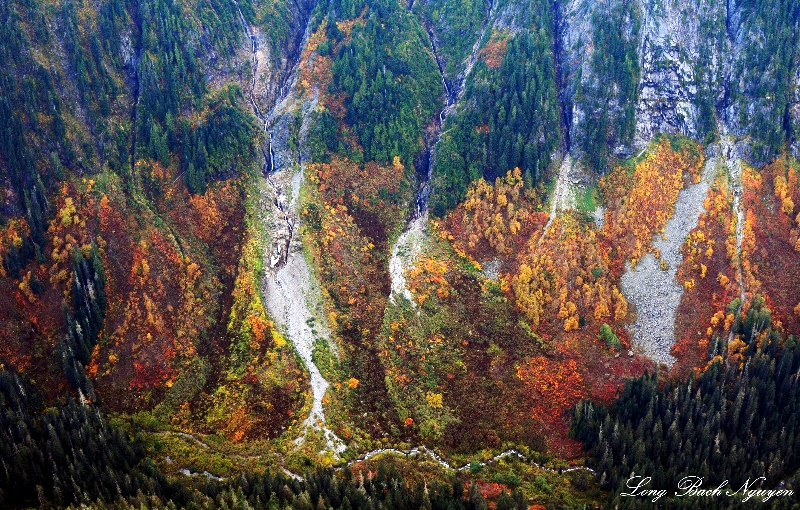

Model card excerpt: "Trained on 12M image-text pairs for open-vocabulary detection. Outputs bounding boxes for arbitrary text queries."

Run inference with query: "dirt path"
[620,150,717,365]
[346,446,595,475]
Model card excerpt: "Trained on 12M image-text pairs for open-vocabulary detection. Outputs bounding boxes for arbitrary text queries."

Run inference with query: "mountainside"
[1,0,800,508]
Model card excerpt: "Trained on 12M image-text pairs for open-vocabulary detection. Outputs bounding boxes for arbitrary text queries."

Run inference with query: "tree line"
[431,20,561,215]
[0,367,530,510]
[572,297,800,509]
[323,0,442,170]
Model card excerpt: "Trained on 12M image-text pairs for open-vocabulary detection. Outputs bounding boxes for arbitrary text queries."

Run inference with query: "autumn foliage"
[513,214,627,335]
[302,156,414,435]
[306,156,409,332]
[479,31,510,69]
[0,157,312,441]
[670,177,739,373]
[311,156,409,245]
[741,157,800,336]
[516,355,586,456]
[427,161,657,456]
[446,168,545,262]
[601,137,704,267]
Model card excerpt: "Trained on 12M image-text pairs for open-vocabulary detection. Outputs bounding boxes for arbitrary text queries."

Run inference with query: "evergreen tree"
[573,303,800,508]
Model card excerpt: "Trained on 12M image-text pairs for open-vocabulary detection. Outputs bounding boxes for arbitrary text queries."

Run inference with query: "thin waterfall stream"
[236,2,345,457]
[389,1,495,303]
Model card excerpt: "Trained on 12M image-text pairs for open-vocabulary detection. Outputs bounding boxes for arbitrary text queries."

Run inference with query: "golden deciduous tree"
[446,168,544,261]
[512,214,626,334]
[601,138,704,263]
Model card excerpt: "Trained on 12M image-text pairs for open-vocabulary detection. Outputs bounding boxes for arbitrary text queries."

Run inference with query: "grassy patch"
[575,184,599,215]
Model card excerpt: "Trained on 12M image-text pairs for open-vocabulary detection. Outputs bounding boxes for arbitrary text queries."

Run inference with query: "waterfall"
[268,131,276,172]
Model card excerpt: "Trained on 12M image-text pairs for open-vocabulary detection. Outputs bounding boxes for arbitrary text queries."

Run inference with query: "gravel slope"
[541,155,576,240]
[262,167,345,457]
[389,213,427,306]
[620,150,718,365]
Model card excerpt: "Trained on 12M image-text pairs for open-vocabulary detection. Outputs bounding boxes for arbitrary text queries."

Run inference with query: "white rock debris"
[541,154,577,240]
[620,146,718,365]
[245,0,342,456]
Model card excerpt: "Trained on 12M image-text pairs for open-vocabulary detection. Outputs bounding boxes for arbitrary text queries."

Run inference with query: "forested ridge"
[1,0,800,507]
[572,298,800,508]
[431,23,561,214]
[325,0,442,169]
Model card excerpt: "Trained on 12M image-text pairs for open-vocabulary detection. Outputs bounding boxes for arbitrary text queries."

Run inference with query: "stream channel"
[389,1,496,303]
[235,0,345,457]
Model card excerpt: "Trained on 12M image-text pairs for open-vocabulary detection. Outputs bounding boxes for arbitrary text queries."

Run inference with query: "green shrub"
[599,323,621,350]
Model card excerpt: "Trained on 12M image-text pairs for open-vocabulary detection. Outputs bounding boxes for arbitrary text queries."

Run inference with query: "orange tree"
[600,136,704,272]
[445,168,545,263]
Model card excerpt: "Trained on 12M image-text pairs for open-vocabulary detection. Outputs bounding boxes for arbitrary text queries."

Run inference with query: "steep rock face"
[557,0,798,165]
[239,0,320,174]
[727,0,799,163]
[491,0,533,31]
[561,0,641,166]
[633,0,726,147]
[268,89,318,174]
[558,0,592,150]
[554,0,591,153]
[428,0,795,193]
